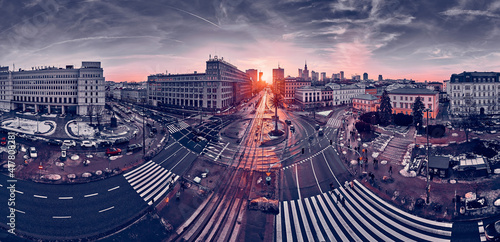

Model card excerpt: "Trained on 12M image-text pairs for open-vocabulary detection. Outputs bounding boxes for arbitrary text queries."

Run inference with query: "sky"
[1,0,500,83]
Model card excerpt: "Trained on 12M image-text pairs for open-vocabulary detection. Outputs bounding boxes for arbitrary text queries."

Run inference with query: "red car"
[106,148,122,156]
[0,137,6,146]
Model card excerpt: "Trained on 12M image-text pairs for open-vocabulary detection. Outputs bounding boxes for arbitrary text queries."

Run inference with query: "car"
[124,118,131,123]
[318,128,324,136]
[99,140,113,147]
[62,140,76,147]
[290,125,295,132]
[29,147,37,158]
[490,130,497,134]
[285,120,292,125]
[151,126,157,133]
[114,137,129,144]
[81,140,97,148]
[475,131,484,135]
[127,143,143,152]
[0,137,6,146]
[106,147,122,156]
[485,220,500,241]
[315,124,320,130]
[47,139,62,146]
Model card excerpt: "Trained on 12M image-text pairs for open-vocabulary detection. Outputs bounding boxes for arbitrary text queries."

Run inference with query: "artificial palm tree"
[269,91,284,134]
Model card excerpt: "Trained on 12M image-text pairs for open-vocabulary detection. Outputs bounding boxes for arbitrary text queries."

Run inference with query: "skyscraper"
[246,69,258,83]
[378,75,383,81]
[302,61,309,80]
[321,72,326,82]
[340,71,344,80]
[363,72,368,81]
[273,66,285,92]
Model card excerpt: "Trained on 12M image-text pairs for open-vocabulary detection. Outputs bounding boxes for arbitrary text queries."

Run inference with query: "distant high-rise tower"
[378,75,383,81]
[321,72,326,82]
[259,71,263,82]
[363,72,368,81]
[340,71,344,80]
[246,69,258,83]
[298,69,302,78]
[302,61,309,80]
[273,66,285,92]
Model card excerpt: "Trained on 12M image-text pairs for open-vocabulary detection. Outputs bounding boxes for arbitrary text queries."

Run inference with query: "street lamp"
[424,108,432,204]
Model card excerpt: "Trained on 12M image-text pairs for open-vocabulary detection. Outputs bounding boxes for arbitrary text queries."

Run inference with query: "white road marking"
[33,195,47,199]
[108,186,120,191]
[53,216,71,219]
[59,196,73,200]
[295,165,301,200]
[310,158,323,193]
[84,193,98,198]
[99,206,115,213]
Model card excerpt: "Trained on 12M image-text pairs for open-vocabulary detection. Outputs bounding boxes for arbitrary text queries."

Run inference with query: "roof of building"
[453,71,499,77]
[353,94,378,101]
[388,88,438,95]
[429,156,450,169]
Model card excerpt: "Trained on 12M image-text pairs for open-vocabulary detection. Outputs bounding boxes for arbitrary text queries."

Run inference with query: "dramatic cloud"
[0,0,499,82]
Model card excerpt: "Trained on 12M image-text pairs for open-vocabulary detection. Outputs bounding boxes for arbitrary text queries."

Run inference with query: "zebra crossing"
[326,117,341,128]
[202,141,233,161]
[123,160,180,205]
[167,121,190,134]
[478,221,487,242]
[276,179,453,242]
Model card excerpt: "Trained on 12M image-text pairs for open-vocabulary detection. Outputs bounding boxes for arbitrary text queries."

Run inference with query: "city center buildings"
[147,56,252,112]
[0,62,105,115]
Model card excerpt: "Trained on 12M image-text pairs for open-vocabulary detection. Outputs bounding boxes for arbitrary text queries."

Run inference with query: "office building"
[273,66,284,92]
[0,61,105,115]
[353,94,379,112]
[282,77,310,103]
[447,71,500,116]
[378,75,383,82]
[363,73,368,81]
[340,71,344,80]
[147,55,252,112]
[388,88,439,118]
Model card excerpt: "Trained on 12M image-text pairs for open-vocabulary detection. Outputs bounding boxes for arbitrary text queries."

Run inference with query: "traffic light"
[330,140,333,145]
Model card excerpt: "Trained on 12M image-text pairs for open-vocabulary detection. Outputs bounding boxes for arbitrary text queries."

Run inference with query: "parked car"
[81,140,97,148]
[114,137,129,145]
[315,124,320,130]
[106,147,122,156]
[29,147,37,158]
[485,220,500,241]
[290,125,295,132]
[285,120,292,125]
[62,140,76,147]
[127,143,143,152]
[47,139,62,146]
[99,140,113,147]
[318,128,324,136]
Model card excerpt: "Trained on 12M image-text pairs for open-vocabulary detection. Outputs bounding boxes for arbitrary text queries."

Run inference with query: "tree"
[378,90,392,126]
[412,97,425,129]
[355,121,371,133]
[269,91,284,133]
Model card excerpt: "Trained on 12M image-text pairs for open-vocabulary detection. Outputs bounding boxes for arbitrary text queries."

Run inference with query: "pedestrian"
[350,181,354,189]
[341,196,345,206]
[389,165,393,176]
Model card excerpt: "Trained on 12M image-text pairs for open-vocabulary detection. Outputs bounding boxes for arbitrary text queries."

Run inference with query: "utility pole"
[425,108,432,204]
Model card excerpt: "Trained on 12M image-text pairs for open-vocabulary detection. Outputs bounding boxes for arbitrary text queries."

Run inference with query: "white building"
[326,83,365,105]
[447,72,500,116]
[0,62,105,115]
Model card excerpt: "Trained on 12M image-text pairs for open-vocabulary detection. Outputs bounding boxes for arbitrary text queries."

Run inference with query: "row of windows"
[13,85,77,90]
[452,92,498,97]
[14,80,78,85]
[393,102,432,110]
[13,91,77,95]
[14,96,77,104]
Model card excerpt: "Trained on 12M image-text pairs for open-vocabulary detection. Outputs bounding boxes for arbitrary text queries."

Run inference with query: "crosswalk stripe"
[135,170,169,194]
[304,197,326,242]
[334,189,407,241]
[296,199,314,242]
[124,160,153,178]
[276,203,283,242]
[152,176,179,203]
[141,172,175,199]
[290,200,304,242]
[478,221,487,242]
[314,194,351,241]
[353,181,452,237]
[126,162,156,183]
[130,165,162,187]
[283,201,293,242]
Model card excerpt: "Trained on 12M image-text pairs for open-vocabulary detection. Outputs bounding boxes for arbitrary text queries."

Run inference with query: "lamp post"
[424,108,432,204]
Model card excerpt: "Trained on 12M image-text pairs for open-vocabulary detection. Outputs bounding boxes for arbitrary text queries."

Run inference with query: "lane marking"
[108,186,120,191]
[53,216,71,219]
[84,193,98,198]
[99,206,115,213]
[310,158,323,193]
[295,165,301,200]
[33,195,47,199]
[59,196,73,200]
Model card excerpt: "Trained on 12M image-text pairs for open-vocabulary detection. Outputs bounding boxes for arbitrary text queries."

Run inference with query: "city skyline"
[1,0,500,83]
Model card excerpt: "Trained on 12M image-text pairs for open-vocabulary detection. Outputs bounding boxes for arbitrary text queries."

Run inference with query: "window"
[428,97,431,101]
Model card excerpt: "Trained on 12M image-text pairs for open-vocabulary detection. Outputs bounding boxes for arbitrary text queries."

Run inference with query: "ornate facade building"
[447,72,500,116]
